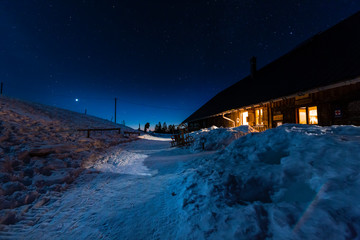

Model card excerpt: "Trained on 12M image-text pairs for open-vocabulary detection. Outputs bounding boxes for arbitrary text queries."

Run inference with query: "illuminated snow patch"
[94,150,151,176]
[138,134,171,141]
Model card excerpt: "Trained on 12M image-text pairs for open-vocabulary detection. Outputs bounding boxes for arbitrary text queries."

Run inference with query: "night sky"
[2,1,360,129]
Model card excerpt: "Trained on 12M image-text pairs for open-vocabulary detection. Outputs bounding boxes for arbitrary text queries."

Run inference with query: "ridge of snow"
[175,124,360,239]
[189,125,255,151]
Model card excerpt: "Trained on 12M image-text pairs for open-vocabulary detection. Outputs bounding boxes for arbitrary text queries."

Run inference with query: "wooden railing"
[253,125,268,132]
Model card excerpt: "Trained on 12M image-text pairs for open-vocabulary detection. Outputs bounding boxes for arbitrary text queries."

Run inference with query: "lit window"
[308,106,318,124]
[255,108,264,125]
[298,106,318,124]
[298,107,307,124]
[242,112,248,125]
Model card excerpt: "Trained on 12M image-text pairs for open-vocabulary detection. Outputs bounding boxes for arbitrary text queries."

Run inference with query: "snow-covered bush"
[176,124,360,239]
[190,125,255,151]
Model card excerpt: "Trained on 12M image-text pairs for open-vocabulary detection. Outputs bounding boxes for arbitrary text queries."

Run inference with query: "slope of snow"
[176,124,360,239]
[0,96,137,225]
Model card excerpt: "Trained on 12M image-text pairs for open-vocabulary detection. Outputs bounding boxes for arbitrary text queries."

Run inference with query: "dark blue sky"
[1,1,360,129]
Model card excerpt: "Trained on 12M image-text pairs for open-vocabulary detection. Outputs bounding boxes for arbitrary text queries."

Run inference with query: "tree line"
[142,122,177,133]
[154,122,176,133]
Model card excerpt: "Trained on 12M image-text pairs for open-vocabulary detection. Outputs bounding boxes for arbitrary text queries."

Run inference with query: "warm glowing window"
[255,109,264,125]
[298,108,307,124]
[308,106,318,124]
[242,111,248,125]
[298,106,318,124]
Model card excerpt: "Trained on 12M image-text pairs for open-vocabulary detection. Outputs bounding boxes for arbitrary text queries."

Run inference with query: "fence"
[77,128,140,138]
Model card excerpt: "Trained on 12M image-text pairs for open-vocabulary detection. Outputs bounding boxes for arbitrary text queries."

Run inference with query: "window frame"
[297,106,318,125]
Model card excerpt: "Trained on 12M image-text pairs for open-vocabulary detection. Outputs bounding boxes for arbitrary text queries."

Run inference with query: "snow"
[1,137,189,239]
[139,133,172,141]
[93,149,151,176]
[147,131,174,139]
[1,96,360,240]
[0,96,137,225]
[190,125,256,151]
[176,124,360,239]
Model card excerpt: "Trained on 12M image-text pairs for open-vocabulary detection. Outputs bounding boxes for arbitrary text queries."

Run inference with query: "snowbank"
[148,131,173,139]
[0,96,137,225]
[176,124,360,239]
[190,125,255,151]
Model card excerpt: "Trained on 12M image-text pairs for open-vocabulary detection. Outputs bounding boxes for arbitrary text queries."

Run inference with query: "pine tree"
[155,122,162,133]
[162,122,167,133]
[144,122,150,132]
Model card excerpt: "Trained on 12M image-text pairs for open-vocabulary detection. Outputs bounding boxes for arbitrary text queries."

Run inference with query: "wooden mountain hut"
[183,11,360,132]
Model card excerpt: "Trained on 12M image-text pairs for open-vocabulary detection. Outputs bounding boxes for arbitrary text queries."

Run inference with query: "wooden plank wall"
[189,82,360,131]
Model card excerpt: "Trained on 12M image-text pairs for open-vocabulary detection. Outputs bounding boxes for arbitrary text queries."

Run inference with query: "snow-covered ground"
[176,124,360,239]
[0,96,137,226]
[1,97,360,240]
[0,133,212,239]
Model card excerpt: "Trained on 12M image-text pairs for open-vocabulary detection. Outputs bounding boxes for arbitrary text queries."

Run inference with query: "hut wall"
[189,81,360,131]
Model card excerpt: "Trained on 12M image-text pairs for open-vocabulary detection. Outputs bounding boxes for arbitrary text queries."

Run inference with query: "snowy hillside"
[176,124,360,239]
[0,96,136,225]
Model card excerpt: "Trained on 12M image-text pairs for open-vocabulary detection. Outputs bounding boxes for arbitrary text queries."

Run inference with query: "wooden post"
[87,130,90,138]
[114,97,117,124]
[0,82,3,95]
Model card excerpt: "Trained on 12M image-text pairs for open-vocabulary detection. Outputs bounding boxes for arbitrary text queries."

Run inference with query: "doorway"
[242,111,248,125]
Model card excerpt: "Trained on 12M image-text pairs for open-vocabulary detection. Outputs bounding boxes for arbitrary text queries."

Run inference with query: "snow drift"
[190,125,256,151]
[176,124,360,239]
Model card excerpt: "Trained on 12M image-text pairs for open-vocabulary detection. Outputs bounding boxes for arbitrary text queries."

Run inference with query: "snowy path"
[1,136,212,240]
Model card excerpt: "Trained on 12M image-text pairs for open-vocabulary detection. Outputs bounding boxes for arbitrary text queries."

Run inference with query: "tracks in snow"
[0,138,193,239]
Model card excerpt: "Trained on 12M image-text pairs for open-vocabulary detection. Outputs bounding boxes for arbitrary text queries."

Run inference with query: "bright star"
[75,98,79,102]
